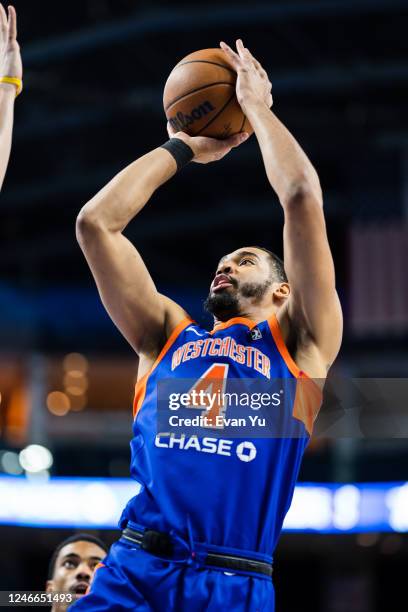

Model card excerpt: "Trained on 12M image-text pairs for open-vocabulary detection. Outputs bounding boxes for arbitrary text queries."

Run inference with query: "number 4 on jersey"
[187,363,229,428]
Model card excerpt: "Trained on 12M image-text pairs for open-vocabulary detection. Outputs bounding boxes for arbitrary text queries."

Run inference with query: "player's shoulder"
[137,295,192,380]
[160,294,193,337]
[161,297,212,340]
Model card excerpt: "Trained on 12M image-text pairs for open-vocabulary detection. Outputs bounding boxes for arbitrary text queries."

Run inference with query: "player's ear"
[273,282,290,300]
[45,580,54,594]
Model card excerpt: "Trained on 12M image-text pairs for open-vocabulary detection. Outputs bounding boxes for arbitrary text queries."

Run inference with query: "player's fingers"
[220,41,241,70]
[0,4,7,33]
[216,149,230,161]
[167,122,177,138]
[236,39,245,54]
[251,59,268,81]
[236,39,252,64]
[8,5,17,41]
[255,61,267,80]
[244,46,269,81]
[220,41,240,65]
[245,47,262,71]
[225,132,249,149]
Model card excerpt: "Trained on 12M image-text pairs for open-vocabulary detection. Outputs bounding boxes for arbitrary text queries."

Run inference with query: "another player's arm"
[221,40,342,371]
[0,5,21,190]
[76,133,247,356]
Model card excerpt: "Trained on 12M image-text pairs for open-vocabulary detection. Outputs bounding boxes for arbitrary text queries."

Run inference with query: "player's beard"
[204,279,272,321]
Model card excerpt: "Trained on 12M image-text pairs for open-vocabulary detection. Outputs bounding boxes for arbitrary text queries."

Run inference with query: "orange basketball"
[163,48,253,140]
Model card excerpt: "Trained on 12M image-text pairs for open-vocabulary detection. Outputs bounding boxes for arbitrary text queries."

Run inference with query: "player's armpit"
[76,217,187,356]
[283,190,343,371]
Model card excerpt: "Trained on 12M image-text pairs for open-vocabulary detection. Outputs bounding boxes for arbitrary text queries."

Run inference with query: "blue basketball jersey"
[119,315,321,557]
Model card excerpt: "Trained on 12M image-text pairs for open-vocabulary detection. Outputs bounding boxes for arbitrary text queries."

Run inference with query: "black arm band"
[160,138,194,171]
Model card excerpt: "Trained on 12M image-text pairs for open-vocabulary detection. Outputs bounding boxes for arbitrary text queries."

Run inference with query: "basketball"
[163,48,253,139]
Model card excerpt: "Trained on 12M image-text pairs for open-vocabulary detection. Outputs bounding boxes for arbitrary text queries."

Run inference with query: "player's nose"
[75,565,91,580]
[216,263,233,276]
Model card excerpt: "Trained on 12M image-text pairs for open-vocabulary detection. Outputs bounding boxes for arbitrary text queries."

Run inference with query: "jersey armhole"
[267,314,323,434]
[133,317,193,418]
[268,314,304,379]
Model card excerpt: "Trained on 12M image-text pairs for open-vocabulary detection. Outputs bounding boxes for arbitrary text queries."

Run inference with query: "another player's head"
[204,246,289,321]
[45,533,108,611]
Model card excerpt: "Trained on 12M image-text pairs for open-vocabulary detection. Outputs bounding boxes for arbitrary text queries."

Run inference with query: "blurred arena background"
[0,1,408,610]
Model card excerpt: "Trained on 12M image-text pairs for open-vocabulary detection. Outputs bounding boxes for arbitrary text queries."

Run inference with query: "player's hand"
[167,124,249,164]
[0,5,22,81]
[220,39,272,114]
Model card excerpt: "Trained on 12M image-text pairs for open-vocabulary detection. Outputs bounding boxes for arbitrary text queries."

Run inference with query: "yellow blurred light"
[6,385,30,446]
[65,369,85,380]
[66,384,87,396]
[47,391,70,416]
[63,372,88,390]
[63,353,88,373]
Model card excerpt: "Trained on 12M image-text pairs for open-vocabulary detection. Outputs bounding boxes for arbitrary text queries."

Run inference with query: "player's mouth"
[71,582,89,596]
[212,274,234,292]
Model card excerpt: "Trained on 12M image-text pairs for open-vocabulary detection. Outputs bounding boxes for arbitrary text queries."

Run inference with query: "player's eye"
[240,258,255,265]
[63,560,77,569]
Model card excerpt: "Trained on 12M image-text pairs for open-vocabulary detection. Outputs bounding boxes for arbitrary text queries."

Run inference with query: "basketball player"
[71,40,342,610]
[46,534,107,611]
[0,4,22,190]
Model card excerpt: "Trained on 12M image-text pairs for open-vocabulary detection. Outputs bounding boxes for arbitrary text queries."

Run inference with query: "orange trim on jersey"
[292,376,322,435]
[211,317,257,335]
[268,314,302,378]
[268,314,323,435]
[94,562,105,571]
[133,317,193,418]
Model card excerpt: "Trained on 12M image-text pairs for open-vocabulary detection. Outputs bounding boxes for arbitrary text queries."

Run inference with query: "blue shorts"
[69,529,275,611]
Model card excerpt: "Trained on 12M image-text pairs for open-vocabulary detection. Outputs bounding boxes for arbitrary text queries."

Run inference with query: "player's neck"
[213,304,278,327]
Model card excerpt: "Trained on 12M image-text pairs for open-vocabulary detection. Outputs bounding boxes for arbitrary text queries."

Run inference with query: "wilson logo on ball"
[168,100,216,131]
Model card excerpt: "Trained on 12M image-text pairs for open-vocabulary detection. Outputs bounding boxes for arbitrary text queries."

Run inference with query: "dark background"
[0,1,408,610]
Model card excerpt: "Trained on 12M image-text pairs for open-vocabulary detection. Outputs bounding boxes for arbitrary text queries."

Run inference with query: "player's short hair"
[252,246,288,283]
[47,533,108,580]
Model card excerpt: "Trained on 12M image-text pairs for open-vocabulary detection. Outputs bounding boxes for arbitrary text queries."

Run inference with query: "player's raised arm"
[220,39,342,373]
[0,5,22,190]
[76,131,247,356]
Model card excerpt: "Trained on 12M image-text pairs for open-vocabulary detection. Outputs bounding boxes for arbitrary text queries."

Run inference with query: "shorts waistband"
[120,522,273,579]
